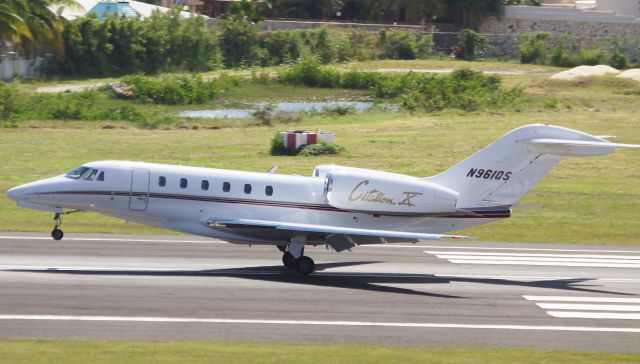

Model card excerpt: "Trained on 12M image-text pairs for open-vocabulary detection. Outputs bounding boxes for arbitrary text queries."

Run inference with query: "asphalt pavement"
[0,232,639,353]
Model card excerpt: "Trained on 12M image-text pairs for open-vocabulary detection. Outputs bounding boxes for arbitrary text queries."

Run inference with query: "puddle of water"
[179,101,378,119]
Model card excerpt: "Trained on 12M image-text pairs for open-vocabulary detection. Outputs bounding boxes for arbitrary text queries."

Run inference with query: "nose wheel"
[51,213,63,240]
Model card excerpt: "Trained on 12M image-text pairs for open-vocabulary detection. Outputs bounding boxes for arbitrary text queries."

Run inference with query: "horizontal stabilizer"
[207,218,468,241]
[524,138,640,156]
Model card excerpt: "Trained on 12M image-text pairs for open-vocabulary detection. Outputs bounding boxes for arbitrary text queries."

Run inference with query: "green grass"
[0,340,638,364]
[1,60,639,243]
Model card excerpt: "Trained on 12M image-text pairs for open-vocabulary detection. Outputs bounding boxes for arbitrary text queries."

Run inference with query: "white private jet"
[6,124,639,275]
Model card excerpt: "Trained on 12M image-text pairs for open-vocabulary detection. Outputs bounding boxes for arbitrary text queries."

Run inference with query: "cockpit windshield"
[65,166,90,179]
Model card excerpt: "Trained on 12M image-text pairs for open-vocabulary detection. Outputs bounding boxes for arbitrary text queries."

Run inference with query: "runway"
[0,232,639,353]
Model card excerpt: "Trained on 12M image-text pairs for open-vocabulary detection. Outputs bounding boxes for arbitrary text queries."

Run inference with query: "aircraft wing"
[205,218,467,252]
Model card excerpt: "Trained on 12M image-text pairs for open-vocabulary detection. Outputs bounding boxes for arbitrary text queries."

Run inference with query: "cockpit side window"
[97,171,105,181]
[65,166,90,180]
[83,169,98,181]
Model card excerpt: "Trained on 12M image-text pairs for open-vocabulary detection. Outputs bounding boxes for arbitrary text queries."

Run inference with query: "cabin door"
[129,168,150,211]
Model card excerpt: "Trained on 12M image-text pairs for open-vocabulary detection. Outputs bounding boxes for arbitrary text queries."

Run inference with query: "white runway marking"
[524,296,640,303]
[0,236,226,244]
[427,251,640,269]
[524,296,640,321]
[1,314,639,333]
[2,235,640,254]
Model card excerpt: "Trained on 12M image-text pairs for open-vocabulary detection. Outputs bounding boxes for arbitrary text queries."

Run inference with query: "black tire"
[51,229,63,241]
[282,252,297,269]
[296,256,315,275]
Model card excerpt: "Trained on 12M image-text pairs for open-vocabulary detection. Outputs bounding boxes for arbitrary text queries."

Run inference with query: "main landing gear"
[281,237,315,275]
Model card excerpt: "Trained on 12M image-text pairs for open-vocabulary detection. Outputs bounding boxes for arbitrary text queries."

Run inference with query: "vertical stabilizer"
[425,124,635,208]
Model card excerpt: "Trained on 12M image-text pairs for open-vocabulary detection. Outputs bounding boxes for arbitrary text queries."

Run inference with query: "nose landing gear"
[51,213,63,240]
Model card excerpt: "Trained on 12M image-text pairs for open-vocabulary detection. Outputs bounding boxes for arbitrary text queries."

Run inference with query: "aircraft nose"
[6,186,23,201]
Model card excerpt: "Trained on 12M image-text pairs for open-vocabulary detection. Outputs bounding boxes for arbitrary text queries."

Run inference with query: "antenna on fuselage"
[266,165,278,174]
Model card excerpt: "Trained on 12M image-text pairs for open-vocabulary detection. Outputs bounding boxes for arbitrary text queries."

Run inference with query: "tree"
[0,0,80,58]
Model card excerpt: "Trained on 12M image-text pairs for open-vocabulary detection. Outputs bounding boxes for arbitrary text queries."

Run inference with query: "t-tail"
[426,124,639,211]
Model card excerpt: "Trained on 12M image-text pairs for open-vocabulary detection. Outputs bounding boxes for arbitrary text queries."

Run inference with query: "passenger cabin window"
[201,180,209,191]
[97,171,104,181]
[158,176,166,187]
[265,185,273,196]
[65,166,90,180]
[180,178,188,189]
[244,184,252,194]
[223,182,230,192]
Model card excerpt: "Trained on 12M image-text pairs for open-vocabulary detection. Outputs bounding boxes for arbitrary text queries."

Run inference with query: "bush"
[579,45,608,66]
[517,32,549,64]
[122,73,224,105]
[609,39,629,69]
[298,141,344,156]
[278,57,341,88]
[383,31,418,60]
[455,29,486,61]
[219,18,263,68]
[59,8,222,77]
[550,35,580,67]
[0,82,19,121]
[270,133,344,156]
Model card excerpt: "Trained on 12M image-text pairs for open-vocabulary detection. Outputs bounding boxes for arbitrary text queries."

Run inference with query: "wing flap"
[206,218,467,241]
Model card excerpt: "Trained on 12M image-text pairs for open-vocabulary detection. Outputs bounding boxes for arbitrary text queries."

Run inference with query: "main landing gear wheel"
[296,256,315,275]
[282,252,297,270]
[51,213,63,240]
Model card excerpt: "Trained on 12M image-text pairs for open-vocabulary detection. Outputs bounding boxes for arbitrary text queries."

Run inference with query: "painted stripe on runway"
[0,236,226,244]
[426,251,640,259]
[524,296,640,303]
[446,260,640,268]
[427,250,640,269]
[2,235,640,254]
[524,296,640,321]
[436,256,639,264]
[0,314,639,333]
[546,312,640,320]
[536,303,640,312]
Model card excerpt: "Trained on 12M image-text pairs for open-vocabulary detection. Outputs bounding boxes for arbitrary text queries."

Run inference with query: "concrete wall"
[0,54,50,81]
[478,5,640,59]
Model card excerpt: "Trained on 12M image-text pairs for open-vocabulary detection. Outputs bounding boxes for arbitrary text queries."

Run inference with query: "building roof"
[51,0,201,20]
[88,1,138,20]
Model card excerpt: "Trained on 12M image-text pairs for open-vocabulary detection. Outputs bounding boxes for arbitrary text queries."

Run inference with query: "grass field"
[1,60,639,243]
[0,340,638,364]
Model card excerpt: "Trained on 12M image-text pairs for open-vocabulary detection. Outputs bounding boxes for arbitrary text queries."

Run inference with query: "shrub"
[517,32,549,64]
[278,57,341,88]
[455,29,486,61]
[270,133,295,156]
[609,39,629,69]
[298,141,344,156]
[219,18,263,68]
[550,36,579,67]
[252,103,275,125]
[122,73,224,105]
[383,31,418,60]
[259,31,303,66]
[579,45,608,66]
[0,82,19,121]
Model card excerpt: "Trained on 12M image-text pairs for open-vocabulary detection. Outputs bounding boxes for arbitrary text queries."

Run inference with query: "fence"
[1,53,52,81]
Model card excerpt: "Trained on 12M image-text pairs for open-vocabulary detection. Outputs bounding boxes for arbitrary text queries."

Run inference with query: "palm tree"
[0,1,31,47]
[1,0,80,57]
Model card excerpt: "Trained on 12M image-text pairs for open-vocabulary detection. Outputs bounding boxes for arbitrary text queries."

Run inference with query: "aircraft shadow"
[12,260,632,298]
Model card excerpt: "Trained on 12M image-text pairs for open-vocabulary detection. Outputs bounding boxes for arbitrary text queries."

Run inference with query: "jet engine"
[324,168,459,215]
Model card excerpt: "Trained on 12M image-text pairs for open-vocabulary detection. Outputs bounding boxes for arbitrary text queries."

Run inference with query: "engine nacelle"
[325,169,459,215]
